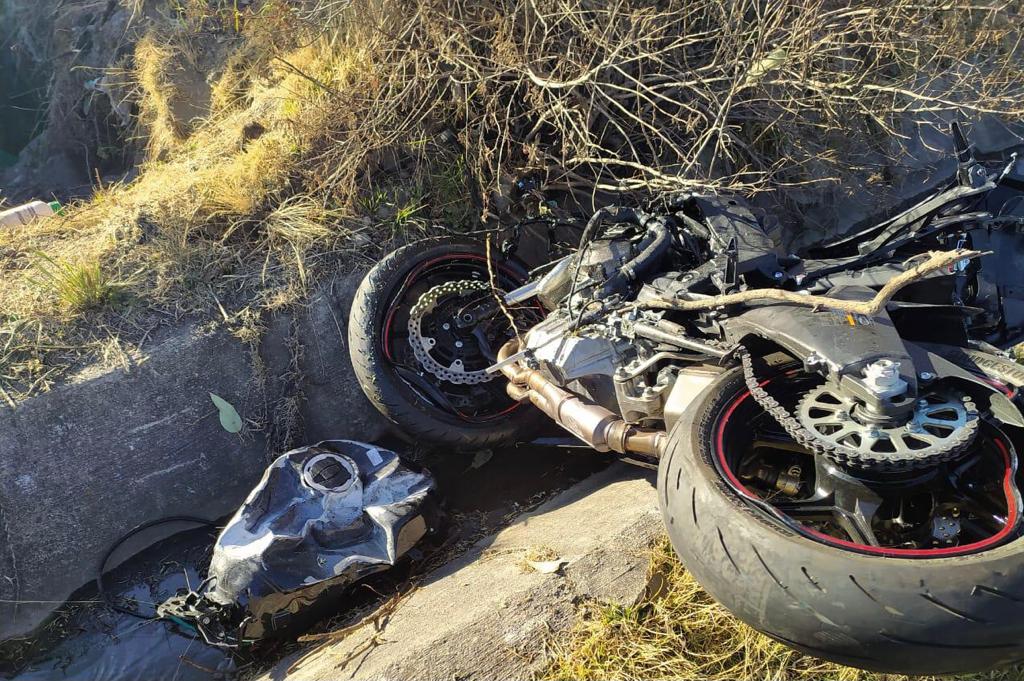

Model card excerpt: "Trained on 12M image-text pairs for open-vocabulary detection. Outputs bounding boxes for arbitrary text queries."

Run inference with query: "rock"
[267,463,661,681]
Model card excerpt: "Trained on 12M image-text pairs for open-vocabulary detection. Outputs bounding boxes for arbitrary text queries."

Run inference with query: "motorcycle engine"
[573,236,637,299]
[522,233,680,424]
[523,310,632,412]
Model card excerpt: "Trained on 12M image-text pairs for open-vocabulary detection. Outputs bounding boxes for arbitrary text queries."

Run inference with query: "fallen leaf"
[209,392,243,433]
[469,448,493,470]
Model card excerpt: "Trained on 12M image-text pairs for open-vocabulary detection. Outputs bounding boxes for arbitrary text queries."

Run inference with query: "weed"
[27,253,117,313]
[391,201,424,229]
[426,155,473,228]
[135,35,186,159]
[358,188,389,216]
[202,132,295,216]
[264,195,342,246]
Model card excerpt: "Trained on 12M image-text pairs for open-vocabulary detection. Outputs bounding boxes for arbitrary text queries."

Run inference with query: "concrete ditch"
[267,463,661,681]
[0,269,388,640]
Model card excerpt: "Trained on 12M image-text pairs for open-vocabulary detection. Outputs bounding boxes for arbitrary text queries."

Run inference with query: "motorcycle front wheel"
[659,366,1024,675]
[349,236,544,449]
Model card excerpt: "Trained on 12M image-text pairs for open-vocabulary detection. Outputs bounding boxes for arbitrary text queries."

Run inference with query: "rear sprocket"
[740,351,979,471]
[795,384,978,467]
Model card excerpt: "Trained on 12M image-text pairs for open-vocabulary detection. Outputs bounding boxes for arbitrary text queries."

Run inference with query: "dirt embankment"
[1,0,139,200]
[1,0,1022,415]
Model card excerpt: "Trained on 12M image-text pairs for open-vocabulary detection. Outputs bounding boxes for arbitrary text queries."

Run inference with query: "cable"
[567,206,661,332]
[565,207,612,324]
[96,516,217,620]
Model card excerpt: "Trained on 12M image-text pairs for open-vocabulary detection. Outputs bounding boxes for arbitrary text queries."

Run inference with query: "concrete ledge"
[0,327,270,640]
[269,463,661,681]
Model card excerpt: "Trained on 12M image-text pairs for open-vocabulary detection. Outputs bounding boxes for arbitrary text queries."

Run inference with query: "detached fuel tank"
[158,440,437,645]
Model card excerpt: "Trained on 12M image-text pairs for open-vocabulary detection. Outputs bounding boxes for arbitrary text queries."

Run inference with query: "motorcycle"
[348,123,1024,674]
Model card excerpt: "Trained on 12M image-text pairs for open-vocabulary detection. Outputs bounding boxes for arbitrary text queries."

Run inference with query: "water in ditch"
[1,443,609,681]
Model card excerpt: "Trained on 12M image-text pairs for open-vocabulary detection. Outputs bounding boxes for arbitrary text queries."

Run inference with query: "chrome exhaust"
[496,340,666,458]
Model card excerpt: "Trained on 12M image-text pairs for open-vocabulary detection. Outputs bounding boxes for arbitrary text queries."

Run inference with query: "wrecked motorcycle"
[349,124,1024,675]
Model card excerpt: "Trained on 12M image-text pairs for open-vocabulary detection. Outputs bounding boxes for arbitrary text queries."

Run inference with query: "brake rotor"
[796,384,979,467]
[407,279,495,385]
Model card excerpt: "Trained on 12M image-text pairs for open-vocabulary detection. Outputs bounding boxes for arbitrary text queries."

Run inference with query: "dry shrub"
[301,0,1024,222]
[126,0,1024,261]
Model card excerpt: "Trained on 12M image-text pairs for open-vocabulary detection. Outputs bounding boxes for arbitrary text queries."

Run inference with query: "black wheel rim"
[713,373,1023,557]
[381,251,538,423]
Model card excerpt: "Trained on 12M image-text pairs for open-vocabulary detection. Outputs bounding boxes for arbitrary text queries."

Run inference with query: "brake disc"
[407,279,495,385]
[796,384,979,466]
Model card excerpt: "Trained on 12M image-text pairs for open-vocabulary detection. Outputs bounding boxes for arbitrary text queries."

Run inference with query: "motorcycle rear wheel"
[658,366,1024,675]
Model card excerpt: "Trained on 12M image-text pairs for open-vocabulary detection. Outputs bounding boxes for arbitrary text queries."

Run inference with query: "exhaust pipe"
[497,340,666,458]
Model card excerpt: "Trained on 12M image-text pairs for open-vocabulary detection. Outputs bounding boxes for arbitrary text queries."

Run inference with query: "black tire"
[349,236,542,449]
[658,367,1024,675]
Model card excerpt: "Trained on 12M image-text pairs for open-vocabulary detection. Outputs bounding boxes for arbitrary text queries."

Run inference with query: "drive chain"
[738,351,977,472]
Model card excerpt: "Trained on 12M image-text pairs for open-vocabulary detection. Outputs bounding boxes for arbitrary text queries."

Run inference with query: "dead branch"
[641,250,986,315]
[297,0,1024,221]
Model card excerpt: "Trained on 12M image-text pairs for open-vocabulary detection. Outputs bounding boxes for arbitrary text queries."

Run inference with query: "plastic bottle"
[0,200,63,228]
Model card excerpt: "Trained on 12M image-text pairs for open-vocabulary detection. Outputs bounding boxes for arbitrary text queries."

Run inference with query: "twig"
[273,55,339,96]
[485,234,522,344]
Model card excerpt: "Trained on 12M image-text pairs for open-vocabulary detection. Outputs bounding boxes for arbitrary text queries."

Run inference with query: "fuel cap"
[301,452,356,493]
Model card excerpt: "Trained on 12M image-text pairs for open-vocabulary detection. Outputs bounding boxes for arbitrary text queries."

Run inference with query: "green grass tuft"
[28,253,117,313]
[392,200,425,228]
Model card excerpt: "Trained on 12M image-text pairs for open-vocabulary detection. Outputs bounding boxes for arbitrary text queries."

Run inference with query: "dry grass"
[135,35,188,159]
[543,539,1021,681]
[1,0,1023,405]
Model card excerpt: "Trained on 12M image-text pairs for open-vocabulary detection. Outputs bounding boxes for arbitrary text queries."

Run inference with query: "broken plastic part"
[157,440,437,646]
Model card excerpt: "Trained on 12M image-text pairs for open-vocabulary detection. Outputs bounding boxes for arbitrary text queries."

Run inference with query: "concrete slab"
[267,463,661,681]
[0,327,269,640]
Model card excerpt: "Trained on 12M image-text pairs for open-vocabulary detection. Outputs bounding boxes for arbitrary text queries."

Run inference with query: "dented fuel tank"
[157,440,436,646]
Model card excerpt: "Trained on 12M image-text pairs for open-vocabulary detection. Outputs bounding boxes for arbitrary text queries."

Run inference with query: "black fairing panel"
[682,194,782,284]
[969,224,1024,346]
